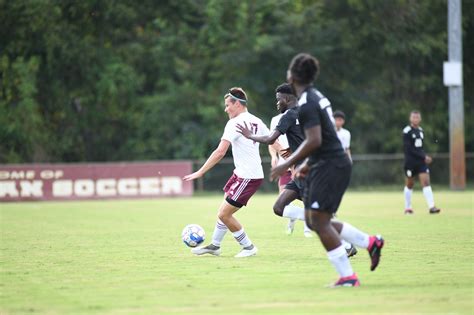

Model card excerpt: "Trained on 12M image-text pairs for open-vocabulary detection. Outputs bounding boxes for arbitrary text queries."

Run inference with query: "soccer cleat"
[404,208,414,215]
[191,244,221,256]
[346,244,358,258]
[286,219,296,235]
[367,235,384,271]
[329,274,360,288]
[235,245,258,258]
[429,207,441,214]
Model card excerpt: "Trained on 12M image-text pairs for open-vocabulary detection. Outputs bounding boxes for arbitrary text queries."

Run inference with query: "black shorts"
[303,157,352,214]
[284,177,304,200]
[404,164,429,178]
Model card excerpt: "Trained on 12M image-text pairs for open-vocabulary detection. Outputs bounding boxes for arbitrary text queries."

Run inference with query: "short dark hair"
[410,110,421,115]
[225,87,248,105]
[275,83,294,95]
[289,53,320,84]
[333,110,346,119]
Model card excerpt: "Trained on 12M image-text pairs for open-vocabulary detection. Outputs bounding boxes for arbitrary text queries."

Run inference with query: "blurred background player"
[403,110,441,215]
[334,110,352,161]
[269,90,312,237]
[271,53,384,287]
[183,87,269,257]
[333,110,357,257]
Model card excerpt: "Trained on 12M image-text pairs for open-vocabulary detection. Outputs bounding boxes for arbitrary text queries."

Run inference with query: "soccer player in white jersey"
[269,113,312,237]
[334,110,352,161]
[183,87,269,258]
[333,110,357,257]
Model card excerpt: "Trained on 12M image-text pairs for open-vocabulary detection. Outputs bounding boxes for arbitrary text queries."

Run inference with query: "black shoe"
[346,244,358,258]
[429,207,441,214]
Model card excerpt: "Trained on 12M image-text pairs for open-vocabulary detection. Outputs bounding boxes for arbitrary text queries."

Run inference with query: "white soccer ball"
[182,224,205,248]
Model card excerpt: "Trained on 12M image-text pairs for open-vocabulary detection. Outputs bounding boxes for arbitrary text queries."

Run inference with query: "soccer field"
[1,191,472,315]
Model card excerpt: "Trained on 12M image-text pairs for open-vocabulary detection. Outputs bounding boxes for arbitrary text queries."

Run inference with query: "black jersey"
[297,87,346,164]
[403,125,426,165]
[275,106,305,155]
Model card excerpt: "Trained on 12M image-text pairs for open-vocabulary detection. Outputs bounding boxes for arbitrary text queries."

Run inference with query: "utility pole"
[444,0,465,190]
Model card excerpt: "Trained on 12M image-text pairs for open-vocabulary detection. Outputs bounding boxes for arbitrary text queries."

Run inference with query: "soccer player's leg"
[418,170,440,214]
[404,168,415,214]
[304,161,360,286]
[306,210,360,287]
[191,197,231,256]
[332,220,384,270]
[278,171,297,234]
[223,176,262,257]
[273,187,301,216]
[219,200,257,257]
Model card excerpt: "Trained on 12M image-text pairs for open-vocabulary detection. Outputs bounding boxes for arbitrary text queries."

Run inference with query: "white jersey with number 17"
[221,111,270,179]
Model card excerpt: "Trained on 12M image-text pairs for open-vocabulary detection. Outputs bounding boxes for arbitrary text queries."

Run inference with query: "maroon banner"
[0,161,193,202]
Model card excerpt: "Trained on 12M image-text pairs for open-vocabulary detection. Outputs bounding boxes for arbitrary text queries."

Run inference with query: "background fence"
[193,153,474,192]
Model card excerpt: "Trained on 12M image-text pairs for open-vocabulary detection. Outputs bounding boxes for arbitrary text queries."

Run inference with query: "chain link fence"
[193,153,473,192]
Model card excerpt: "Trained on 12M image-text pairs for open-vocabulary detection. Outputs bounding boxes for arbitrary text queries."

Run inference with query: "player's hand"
[280,148,292,159]
[236,122,252,139]
[425,156,433,164]
[295,162,310,179]
[270,164,288,182]
[183,171,203,181]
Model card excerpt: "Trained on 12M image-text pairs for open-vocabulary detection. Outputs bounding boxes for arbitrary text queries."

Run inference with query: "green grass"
[1,191,473,315]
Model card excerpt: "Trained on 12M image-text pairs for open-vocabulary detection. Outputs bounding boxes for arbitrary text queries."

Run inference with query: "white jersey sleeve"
[222,120,239,142]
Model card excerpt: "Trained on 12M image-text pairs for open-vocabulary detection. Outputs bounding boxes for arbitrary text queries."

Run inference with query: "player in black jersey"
[403,110,441,215]
[237,83,357,257]
[236,83,306,220]
[271,53,384,287]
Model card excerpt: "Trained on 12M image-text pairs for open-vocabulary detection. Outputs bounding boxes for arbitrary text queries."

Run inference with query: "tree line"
[1,0,472,163]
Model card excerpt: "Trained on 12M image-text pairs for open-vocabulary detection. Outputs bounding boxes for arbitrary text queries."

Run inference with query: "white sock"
[282,204,305,221]
[341,240,352,250]
[232,228,252,248]
[422,186,435,208]
[327,245,354,278]
[211,219,228,247]
[340,222,370,249]
[404,186,413,209]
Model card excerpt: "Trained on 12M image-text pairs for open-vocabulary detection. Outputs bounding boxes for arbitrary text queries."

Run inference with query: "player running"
[183,87,269,258]
[268,84,312,237]
[238,83,358,256]
[403,110,441,215]
[237,84,312,235]
[271,53,384,287]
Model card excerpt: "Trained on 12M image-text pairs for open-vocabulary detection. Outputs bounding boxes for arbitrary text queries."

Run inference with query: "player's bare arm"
[268,143,279,168]
[236,122,282,145]
[183,140,231,181]
[270,125,321,181]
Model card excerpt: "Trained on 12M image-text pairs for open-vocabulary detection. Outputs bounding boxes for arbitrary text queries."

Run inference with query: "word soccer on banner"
[0,161,193,202]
